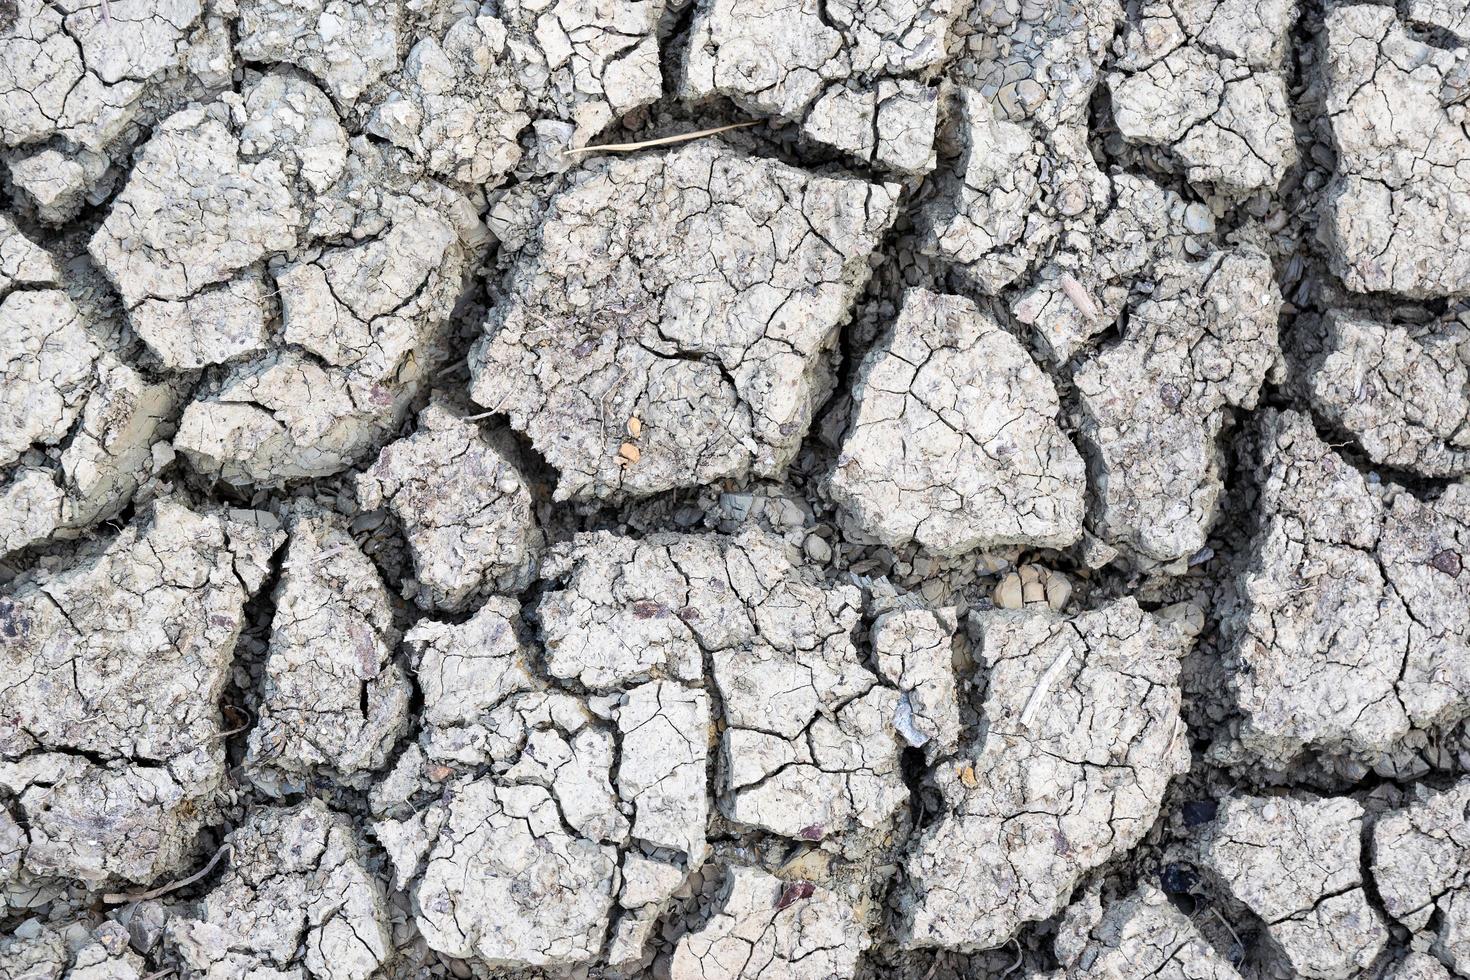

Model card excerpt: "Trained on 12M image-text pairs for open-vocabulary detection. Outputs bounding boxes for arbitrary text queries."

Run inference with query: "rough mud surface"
[4,0,1470,977]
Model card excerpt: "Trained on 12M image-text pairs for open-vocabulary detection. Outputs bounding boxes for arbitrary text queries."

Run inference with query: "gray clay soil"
[3,0,1470,977]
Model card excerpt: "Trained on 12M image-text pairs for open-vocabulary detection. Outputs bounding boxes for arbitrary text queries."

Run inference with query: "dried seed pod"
[994,573,1024,609]
[1044,571,1073,611]
[1060,273,1100,320]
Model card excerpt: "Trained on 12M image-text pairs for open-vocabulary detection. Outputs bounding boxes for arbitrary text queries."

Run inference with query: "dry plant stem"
[1019,646,1074,728]
[562,121,759,156]
[102,843,233,904]
[1209,906,1245,959]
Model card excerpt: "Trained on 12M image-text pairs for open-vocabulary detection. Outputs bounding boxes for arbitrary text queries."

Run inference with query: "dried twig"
[436,360,469,378]
[1019,645,1074,727]
[99,0,112,24]
[1209,905,1246,960]
[212,705,252,740]
[102,843,232,904]
[280,544,346,571]
[562,121,759,157]
[998,938,1024,979]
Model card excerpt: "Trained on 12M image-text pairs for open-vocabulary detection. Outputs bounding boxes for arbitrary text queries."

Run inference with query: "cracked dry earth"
[6,0,1470,979]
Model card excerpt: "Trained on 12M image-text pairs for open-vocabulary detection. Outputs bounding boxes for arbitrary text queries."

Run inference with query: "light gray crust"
[7,0,1470,973]
[470,142,899,502]
[898,599,1191,951]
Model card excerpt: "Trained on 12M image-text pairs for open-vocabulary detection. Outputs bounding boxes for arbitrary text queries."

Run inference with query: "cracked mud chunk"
[1372,778,1470,973]
[1202,794,1386,978]
[914,86,1058,292]
[0,808,18,887]
[5,148,101,225]
[235,70,350,196]
[0,920,143,980]
[1300,312,1470,478]
[1012,173,1199,365]
[172,352,372,486]
[670,866,868,980]
[0,0,203,152]
[950,0,1122,130]
[89,105,299,309]
[406,596,540,735]
[128,272,272,371]
[617,681,710,867]
[487,0,665,149]
[1061,886,1242,979]
[168,801,391,980]
[357,402,541,611]
[0,471,66,559]
[0,499,281,770]
[533,528,825,695]
[0,216,61,297]
[1409,0,1470,36]
[720,684,907,843]
[90,69,351,327]
[366,14,529,184]
[681,0,955,169]
[1,283,177,556]
[829,287,1086,555]
[1,754,212,887]
[872,607,962,758]
[502,716,628,845]
[537,528,908,842]
[95,79,470,487]
[1323,6,1470,297]
[1222,410,1470,771]
[176,203,468,484]
[715,608,907,842]
[391,777,618,970]
[1,290,96,469]
[1386,953,1457,980]
[275,207,457,382]
[0,502,279,885]
[38,360,183,545]
[0,921,74,980]
[1108,0,1295,193]
[367,0,664,178]
[802,79,940,174]
[470,142,899,501]
[898,598,1191,950]
[237,0,399,104]
[608,851,687,970]
[1076,249,1281,567]
[535,532,728,690]
[246,510,410,788]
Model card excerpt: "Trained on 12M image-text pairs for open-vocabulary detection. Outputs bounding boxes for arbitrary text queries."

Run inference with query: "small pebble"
[994,573,1023,609]
[804,534,831,564]
[1044,572,1072,611]
[1183,203,1215,234]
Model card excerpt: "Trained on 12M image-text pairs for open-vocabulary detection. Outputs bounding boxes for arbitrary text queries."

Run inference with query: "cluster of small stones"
[3,0,1470,977]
